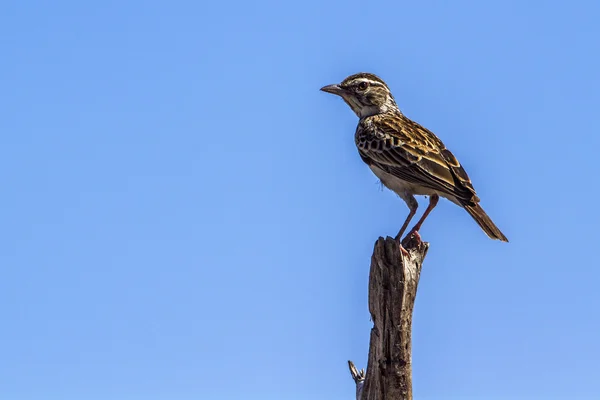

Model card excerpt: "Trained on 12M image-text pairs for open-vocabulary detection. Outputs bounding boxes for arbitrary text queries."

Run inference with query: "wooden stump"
[349,235,429,400]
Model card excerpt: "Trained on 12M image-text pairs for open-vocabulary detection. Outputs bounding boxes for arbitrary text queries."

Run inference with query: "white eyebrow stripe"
[346,79,385,88]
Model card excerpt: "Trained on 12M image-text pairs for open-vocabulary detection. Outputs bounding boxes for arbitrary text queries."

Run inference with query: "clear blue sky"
[2,0,600,399]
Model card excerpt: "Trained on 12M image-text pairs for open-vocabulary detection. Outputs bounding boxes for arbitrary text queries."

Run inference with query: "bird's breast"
[369,165,438,199]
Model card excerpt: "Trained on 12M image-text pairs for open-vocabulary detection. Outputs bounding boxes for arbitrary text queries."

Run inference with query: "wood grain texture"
[350,235,428,400]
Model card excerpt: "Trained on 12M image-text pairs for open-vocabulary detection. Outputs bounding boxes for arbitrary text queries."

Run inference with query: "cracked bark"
[349,235,429,400]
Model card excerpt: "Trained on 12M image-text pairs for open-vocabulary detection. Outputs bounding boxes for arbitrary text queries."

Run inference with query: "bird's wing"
[356,113,479,205]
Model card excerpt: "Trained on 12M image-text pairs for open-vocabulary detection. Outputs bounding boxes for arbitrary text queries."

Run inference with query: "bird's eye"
[358,81,369,90]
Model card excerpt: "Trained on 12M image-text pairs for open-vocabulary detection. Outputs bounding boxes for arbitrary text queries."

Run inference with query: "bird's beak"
[320,83,346,96]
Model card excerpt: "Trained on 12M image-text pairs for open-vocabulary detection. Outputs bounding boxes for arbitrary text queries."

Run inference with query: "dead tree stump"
[349,234,429,400]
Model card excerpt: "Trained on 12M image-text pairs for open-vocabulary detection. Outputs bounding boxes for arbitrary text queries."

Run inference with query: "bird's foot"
[400,245,409,257]
[410,230,421,242]
[399,231,423,257]
[395,237,411,257]
[402,230,421,244]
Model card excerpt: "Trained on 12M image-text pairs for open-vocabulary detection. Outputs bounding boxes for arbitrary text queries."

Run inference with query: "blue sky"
[2,0,600,399]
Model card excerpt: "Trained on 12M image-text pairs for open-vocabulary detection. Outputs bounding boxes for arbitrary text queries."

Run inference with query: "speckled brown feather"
[357,113,508,242]
[356,113,479,206]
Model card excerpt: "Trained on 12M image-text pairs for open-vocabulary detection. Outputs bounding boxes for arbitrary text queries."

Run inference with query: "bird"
[320,72,507,253]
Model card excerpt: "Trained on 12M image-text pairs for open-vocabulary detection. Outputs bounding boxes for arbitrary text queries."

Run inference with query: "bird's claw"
[396,238,410,256]
[400,245,410,257]
[408,230,421,242]
[398,231,422,257]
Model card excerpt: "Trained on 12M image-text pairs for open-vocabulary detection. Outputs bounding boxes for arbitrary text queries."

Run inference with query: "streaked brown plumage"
[321,72,507,249]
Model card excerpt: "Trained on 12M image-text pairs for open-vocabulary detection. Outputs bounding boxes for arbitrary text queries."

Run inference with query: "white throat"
[355,98,398,118]
[358,104,389,118]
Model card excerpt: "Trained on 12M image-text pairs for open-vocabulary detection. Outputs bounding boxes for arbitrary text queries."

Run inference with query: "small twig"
[348,360,365,400]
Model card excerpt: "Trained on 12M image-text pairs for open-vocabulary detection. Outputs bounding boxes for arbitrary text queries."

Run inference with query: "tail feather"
[464,204,508,242]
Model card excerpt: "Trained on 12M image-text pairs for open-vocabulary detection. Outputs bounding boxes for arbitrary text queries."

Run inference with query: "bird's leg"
[395,195,418,256]
[404,194,439,241]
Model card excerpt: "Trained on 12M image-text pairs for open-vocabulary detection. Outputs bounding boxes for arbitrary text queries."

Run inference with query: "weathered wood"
[349,235,428,400]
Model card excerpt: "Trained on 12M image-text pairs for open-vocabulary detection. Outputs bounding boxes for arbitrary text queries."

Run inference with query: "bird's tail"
[464,203,508,242]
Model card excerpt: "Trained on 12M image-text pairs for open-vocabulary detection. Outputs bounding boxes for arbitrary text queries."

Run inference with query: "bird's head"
[320,73,400,118]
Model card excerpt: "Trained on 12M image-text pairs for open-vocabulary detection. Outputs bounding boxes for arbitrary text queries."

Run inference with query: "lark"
[321,73,507,252]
